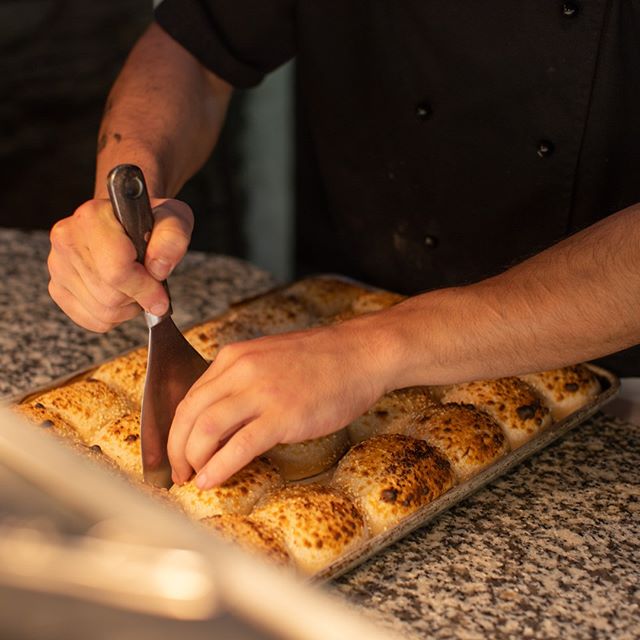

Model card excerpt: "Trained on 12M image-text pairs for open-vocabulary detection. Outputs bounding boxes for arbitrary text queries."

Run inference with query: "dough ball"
[91,348,148,408]
[91,411,143,478]
[283,277,365,318]
[519,365,601,420]
[27,379,130,441]
[169,457,283,518]
[251,484,367,575]
[350,290,406,314]
[441,377,552,449]
[347,387,436,445]
[201,514,292,567]
[266,430,350,480]
[408,403,509,481]
[332,434,455,535]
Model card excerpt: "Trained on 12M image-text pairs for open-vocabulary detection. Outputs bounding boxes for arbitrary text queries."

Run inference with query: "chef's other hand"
[168,319,391,488]
[48,197,193,332]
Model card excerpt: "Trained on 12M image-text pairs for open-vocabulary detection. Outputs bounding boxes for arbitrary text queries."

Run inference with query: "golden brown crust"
[91,411,143,478]
[184,317,260,361]
[266,429,350,480]
[251,484,367,575]
[231,292,315,334]
[408,403,510,481]
[200,514,292,567]
[347,387,436,445]
[169,457,283,518]
[519,365,601,420]
[12,402,77,441]
[91,348,148,408]
[331,434,455,535]
[350,290,406,314]
[25,379,130,442]
[283,277,365,318]
[441,377,552,449]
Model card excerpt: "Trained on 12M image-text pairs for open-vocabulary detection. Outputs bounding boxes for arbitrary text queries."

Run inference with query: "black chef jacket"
[155,0,640,376]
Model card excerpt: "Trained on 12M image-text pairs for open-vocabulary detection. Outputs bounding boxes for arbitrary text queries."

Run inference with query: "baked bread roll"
[407,403,509,481]
[91,411,143,478]
[91,348,148,408]
[283,277,365,318]
[231,292,314,335]
[13,402,131,478]
[200,514,292,567]
[266,429,350,480]
[12,401,77,440]
[184,317,260,361]
[350,290,406,314]
[347,387,436,445]
[519,365,600,420]
[169,457,282,518]
[441,377,552,449]
[332,434,455,535]
[26,379,130,441]
[251,484,367,575]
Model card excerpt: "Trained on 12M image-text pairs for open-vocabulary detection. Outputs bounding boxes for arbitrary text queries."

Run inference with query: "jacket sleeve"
[154,0,297,88]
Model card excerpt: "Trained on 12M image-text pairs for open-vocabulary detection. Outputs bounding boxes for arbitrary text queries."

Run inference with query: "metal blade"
[141,317,209,488]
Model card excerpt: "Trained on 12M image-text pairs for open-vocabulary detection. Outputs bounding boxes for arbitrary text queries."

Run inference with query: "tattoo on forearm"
[97,131,123,155]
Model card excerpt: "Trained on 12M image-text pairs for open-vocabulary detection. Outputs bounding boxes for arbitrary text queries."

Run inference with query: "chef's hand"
[48,197,193,332]
[168,318,392,488]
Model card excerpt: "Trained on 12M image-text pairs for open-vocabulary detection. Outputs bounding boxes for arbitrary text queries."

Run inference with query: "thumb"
[145,198,194,280]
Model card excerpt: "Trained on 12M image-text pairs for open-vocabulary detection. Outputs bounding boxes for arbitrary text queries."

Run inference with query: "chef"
[47,1,640,488]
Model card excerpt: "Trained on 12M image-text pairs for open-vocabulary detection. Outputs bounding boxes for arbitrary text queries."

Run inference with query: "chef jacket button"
[536,140,555,158]
[415,102,433,121]
[424,235,439,249]
[562,2,579,17]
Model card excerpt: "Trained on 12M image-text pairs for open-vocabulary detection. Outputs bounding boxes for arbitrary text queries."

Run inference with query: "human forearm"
[94,22,232,198]
[378,203,640,389]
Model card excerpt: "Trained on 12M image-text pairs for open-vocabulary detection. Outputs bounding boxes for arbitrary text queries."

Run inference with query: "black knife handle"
[107,164,154,264]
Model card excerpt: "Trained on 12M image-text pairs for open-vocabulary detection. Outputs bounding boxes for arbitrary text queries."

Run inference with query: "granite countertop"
[1,228,638,639]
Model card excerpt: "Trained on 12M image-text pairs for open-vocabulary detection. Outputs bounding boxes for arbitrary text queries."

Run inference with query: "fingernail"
[148,258,172,280]
[149,301,168,316]
[195,472,208,490]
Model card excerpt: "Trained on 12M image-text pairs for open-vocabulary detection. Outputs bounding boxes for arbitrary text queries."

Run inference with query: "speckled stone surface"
[0,228,275,399]
[1,228,639,639]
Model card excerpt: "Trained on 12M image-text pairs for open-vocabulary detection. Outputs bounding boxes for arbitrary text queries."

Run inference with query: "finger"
[49,249,138,324]
[187,341,257,394]
[195,418,281,489]
[64,241,132,310]
[79,201,169,315]
[48,279,115,333]
[169,376,240,482]
[91,242,169,315]
[145,199,194,280]
[183,395,260,474]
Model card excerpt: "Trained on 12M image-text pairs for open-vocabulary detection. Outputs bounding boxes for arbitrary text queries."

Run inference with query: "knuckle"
[184,441,207,473]
[166,437,183,468]
[230,429,254,460]
[99,262,129,288]
[100,289,126,309]
[49,219,71,248]
[234,354,261,379]
[215,343,240,366]
[174,394,195,422]
[47,279,63,305]
[93,304,122,325]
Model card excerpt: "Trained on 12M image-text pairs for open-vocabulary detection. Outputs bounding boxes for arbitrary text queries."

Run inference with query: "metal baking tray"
[316,363,619,581]
[5,279,621,582]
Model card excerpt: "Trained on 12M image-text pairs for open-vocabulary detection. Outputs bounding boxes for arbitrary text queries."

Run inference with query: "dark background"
[0,0,247,256]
